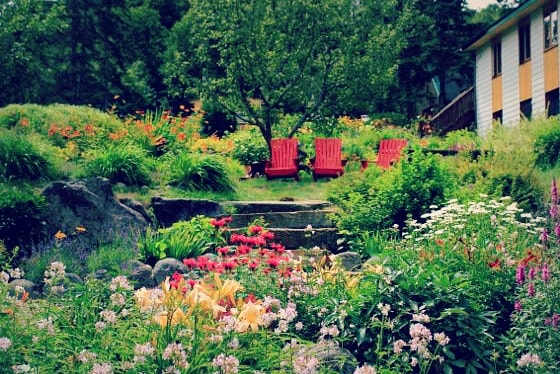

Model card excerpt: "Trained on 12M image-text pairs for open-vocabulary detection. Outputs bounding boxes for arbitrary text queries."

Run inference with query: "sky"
[467,0,497,10]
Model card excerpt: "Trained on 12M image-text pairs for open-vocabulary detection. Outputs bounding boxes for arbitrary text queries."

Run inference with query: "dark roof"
[466,0,544,51]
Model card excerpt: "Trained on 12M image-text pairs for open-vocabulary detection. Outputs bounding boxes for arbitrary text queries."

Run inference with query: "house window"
[520,99,532,119]
[492,110,503,123]
[546,89,560,116]
[544,4,558,49]
[519,21,531,63]
[492,41,502,77]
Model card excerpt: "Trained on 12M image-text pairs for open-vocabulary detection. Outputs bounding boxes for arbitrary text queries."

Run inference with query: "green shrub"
[137,216,226,266]
[0,130,57,181]
[229,128,270,165]
[485,170,543,212]
[81,143,152,186]
[167,152,235,193]
[533,117,560,169]
[0,183,47,253]
[327,149,454,250]
[0,104,123,151]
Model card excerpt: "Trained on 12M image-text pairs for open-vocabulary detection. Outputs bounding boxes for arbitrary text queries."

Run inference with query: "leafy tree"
[0,0,68,106]
[166,0,408,149]
[396,0,476,117]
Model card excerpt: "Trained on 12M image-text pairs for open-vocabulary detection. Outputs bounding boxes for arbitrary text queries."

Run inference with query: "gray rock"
[93,269,111,281]
[65,272,83,285]
[41,178,149,252]
[151,197,222,227]
[153,258,188,284]
[124,260,155,289]
[8,279,42,299]
[333,252,363,271]
[120,198,152,224]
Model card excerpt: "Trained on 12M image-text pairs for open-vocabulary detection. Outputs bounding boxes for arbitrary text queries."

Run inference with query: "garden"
[1,103,560,373]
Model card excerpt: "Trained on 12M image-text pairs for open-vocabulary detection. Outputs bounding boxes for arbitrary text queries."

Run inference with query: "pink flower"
[514,300,522,311]
[527,283,535,297]
[516,265,525,285]
[542,263,551,283]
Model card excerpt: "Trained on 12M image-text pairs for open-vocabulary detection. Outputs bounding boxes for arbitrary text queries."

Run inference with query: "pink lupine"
[527,283,535,297]
[516,265,526,285]
[542,263,551,283]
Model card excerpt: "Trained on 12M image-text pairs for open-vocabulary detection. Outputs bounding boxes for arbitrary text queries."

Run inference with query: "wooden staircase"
[221,200,340,252]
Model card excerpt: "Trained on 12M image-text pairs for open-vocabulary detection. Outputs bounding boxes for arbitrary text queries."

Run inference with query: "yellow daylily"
[235,301,265,333]
[153,307,186,328]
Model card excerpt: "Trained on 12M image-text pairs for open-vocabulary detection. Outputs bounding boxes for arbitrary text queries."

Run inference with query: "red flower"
[270,243,285,253]
[245,294,257,303]
[488,259,500,269]
[249,225,263,234]
[520,251,538,267]
[261,231,275,241]
[267,257,281,268]
[236,245,252,255]
[248,261,259,271]
[217,246,230,255]
[223,260,237,270]
[183,258,197,267]
[230,233,246,244]
[169,272,183,289]
[187,279,197,288]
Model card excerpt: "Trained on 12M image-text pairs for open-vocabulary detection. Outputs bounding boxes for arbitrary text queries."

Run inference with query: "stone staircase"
[221,200,340,252]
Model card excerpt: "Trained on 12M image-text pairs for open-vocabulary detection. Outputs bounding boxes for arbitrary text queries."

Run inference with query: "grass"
[234,173,331,201]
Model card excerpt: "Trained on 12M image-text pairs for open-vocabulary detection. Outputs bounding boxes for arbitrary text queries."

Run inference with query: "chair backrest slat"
[270,138,298,168]
[377,139,408,169]
[314,138,342,169]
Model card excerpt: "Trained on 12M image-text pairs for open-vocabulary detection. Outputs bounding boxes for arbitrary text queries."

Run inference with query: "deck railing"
[430,86,475,134]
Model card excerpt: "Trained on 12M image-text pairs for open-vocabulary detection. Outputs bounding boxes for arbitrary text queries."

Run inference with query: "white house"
[466,0,560,136]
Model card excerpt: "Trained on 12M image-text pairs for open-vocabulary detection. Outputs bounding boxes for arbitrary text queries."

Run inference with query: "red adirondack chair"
[264,138,300,181]
[311,138,345,181]
[376,139,408,169]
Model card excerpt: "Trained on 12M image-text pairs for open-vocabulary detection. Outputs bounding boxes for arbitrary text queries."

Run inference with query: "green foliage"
[81,143,152,186]
[137,216,226,266]
[0,130,57,181]
[86,243,139,277]
[229,128,270,165]
[533,117,560,169]
[0,183,46,252]
[327,150,454,249]
[167,152,235,193]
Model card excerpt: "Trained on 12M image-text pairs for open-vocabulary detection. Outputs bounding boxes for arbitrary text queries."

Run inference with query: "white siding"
[502,27,520,126]
[532,6,546,116]
[476,45,493,136]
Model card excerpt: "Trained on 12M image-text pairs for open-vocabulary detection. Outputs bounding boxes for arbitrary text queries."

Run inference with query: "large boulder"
[42,178,149,250]
[151,197,222,227]
[153,258,188,285]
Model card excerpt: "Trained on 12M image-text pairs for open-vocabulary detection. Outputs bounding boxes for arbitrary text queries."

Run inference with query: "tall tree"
[165,0,408,148]
[0,0,68,106]
[396,0,475,117]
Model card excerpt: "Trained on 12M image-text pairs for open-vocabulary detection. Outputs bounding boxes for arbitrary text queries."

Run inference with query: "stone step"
[270,228,340,252]
[221,200,333,214]
[229,227,340,252]
[227,209,335,229]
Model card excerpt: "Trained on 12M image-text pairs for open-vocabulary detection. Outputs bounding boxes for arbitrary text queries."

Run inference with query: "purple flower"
[552,178,558,205]
[528,267,537,280]
[550,204,558,220]
[540,228,549,244]
[516,265,526,285]
[514,300,522,312]
[542,263,551,283]
[528,283,535,297]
